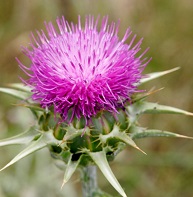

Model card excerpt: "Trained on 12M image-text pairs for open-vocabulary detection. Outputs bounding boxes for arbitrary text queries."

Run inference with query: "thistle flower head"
[18,15,150,122]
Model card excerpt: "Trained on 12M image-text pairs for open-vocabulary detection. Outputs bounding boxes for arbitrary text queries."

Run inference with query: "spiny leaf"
[7,83,32,93]
[61,154,81,188]
[99,125,146,154]
[0,126,40,146]
[130,127,193,140]
[133,87,164,103]
[15,103,45,112]
[64,124,90,141]
[88,151,127,197]
[13,103,46,120]
[140,67,180,84]
[127,101,193,123]
[0,132,53,172]
[117,132,146,155]
[0,87,31,100]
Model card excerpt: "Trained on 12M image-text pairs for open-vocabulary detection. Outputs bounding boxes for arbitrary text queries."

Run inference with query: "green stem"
[81,165,98,197]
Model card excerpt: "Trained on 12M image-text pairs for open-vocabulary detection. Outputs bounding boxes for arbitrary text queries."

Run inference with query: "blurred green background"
[0,0,193,197]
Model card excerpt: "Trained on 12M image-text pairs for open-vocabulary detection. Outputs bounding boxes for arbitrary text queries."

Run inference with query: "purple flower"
[18,15,150,122]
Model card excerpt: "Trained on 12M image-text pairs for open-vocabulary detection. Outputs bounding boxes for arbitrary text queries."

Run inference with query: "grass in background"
[0,1,193,196]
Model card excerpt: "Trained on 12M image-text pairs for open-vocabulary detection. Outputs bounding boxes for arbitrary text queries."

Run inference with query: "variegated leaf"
[89,151,127,197]
[127,101,193,123]
[140,67,180,84]
[130,127,193,140]
[0,131,57,172]
[7,83,32,92]
[61,154,81,188]
[0,126,40,146]
[99,125,146,154]
[0,87,31,100]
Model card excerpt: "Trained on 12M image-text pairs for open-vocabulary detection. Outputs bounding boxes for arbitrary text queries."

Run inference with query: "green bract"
[0,68,192,197]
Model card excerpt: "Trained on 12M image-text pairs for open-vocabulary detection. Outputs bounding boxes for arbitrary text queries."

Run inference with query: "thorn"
[135,146,147,155]
[0,166,6,172]
[61,180,66,189]
[76,147,88,154]
[176,134,193,139]
[147,87,164,95]
[91,138,100,143]
[185,111,193,116]
[58,138,66,146]
[168,66,180,72]
[81,130,86,137]
[96,141,102,149]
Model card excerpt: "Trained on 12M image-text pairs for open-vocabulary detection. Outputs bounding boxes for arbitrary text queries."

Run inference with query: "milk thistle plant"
[0,15,192,197]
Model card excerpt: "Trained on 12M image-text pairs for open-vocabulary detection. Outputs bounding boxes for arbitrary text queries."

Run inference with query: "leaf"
[0,133,48,172]
[116,132,146,155]
[130,127,193,140]
[61,154,81,188]
[15,103,45,112]
[0,87,31,100]
[0,126,40,146]
[100,125,146,154]
[132,87,164,103]
[88,151,127,197]
[140,67,180,84]
[127,101,193,123]
[7,83,32,93]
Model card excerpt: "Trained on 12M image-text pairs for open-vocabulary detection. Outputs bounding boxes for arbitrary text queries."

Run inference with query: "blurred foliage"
[0,0,193,197]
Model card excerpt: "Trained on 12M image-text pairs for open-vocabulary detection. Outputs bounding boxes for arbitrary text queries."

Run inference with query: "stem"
[81,165,98,197]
